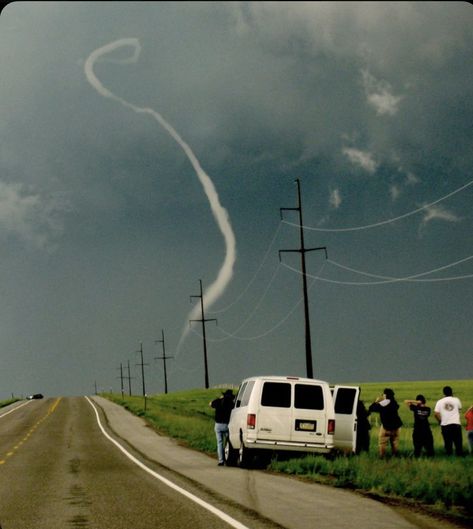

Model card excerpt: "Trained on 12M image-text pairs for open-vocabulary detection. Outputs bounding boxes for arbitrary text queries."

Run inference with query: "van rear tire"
[224,439,238,467]
[238,443,253,468]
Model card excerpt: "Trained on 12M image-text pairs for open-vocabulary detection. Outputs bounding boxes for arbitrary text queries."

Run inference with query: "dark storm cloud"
[0,2,472,396]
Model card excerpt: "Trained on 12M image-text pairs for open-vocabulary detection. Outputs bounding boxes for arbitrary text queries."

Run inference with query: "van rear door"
[290,382,327,445]
[332,385,360,453]
[256,381,292,441]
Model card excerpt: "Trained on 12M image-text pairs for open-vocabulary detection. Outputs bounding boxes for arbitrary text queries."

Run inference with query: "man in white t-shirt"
[434,386,463,456]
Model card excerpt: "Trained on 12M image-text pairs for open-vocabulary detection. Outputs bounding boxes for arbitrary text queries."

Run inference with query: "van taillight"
[247,414,256,429]
[328,419,335,434]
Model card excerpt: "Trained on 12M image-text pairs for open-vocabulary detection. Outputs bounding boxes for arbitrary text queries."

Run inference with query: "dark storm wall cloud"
[0,2,472,396]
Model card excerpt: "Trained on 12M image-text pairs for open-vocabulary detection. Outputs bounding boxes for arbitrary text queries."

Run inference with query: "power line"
[282,177,473,233]
[327,255,473,282]
[207,261,282,342]
[281,254,473,285]
[208,222,283,315]
[199,263,327,342]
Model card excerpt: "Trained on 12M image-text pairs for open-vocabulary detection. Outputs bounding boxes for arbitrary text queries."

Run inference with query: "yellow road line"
[0,397,62,467]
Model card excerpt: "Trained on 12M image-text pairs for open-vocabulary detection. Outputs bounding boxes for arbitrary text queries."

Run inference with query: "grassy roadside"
[104,380,473,524]
[0,398,20,409]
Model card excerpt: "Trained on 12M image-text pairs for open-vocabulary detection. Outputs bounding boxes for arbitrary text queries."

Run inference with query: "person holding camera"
[369,388,403,457]
[404,394,434,457]
[209,389,235,466]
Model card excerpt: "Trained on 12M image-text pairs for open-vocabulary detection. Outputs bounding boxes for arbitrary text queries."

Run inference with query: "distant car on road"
[27,393,44,400]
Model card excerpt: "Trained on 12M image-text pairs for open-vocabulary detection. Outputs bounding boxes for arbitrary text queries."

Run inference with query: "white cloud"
[421,204,460,226]
[342,147,378,174]
[390,185,401,201]
[361,69,403,116]
[329,188,342,209]
[405,172,420,186]
[0,181,66,249]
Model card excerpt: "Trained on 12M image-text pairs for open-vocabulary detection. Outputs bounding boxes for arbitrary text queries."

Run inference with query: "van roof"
[241,375,329,384]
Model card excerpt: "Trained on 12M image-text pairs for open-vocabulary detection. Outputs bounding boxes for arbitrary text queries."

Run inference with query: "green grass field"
[0,398,19,409]
[105,379,473,523]
[348,379,473,452]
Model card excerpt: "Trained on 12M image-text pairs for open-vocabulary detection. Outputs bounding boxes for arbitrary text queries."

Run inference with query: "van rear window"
[294,384,324,410]
[261,382,291,408]
[334,387,357,414]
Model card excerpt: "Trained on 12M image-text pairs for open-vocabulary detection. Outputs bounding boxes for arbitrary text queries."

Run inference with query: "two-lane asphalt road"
[0,397,263,529]
[0,397,462,529]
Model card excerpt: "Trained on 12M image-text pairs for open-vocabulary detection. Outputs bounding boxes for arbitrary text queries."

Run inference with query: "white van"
[225,376,359,467]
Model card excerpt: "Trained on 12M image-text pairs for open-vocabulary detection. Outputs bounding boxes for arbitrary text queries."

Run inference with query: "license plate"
[295,420,316,431]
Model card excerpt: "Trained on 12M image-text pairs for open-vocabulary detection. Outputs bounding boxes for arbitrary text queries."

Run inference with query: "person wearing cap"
[209,389,235,466]
[369,388,403,457]
[404,394,434,457]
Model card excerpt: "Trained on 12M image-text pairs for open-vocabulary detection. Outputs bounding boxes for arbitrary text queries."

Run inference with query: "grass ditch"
[0,397,20,409]
[104,379,473,524]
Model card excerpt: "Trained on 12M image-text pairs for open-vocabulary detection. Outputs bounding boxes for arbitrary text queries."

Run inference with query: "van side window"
[334,387,357,414]
[235,382,247,408]
[295,384,324,410]
[240,381,254,407]
[261,382,291,408]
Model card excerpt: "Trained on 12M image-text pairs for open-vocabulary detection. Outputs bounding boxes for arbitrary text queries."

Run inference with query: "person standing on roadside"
[369,388,403,457]
[434,386,463,456]
[465,405,473,454]
[356,398,371,454]
[404,394,434,457]
[209,389,235,466]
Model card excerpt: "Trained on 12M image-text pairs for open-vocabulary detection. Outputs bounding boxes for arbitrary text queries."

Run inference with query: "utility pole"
[190,279,217,389]
[117,363,125,399]
[136,342,149,410]
[279,178,327,379]
[155,329,173,394]
[124,359,133,396]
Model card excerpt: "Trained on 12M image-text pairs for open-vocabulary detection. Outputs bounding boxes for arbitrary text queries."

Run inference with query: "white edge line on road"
[0,400,32,419]
[85,396,251,529]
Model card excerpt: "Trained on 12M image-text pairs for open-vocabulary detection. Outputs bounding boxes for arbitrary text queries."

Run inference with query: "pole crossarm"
[189,318,217,324]
[280,206,299,219]
[279,246,328,260]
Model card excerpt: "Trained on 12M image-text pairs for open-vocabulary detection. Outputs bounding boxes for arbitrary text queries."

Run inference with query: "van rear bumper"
[247,438,333,454]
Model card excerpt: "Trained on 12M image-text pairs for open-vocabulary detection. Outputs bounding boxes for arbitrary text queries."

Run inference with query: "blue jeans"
[214,423,229,464]
[468,430,473,454]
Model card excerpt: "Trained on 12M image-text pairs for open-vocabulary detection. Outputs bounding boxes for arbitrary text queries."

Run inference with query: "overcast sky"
[1,2,472,398]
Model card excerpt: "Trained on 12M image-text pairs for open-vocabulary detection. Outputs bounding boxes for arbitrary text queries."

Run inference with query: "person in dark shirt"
[356,399,371,454]
[209,389,235,465]
[404,394,434,457]
[369,388,403,457]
